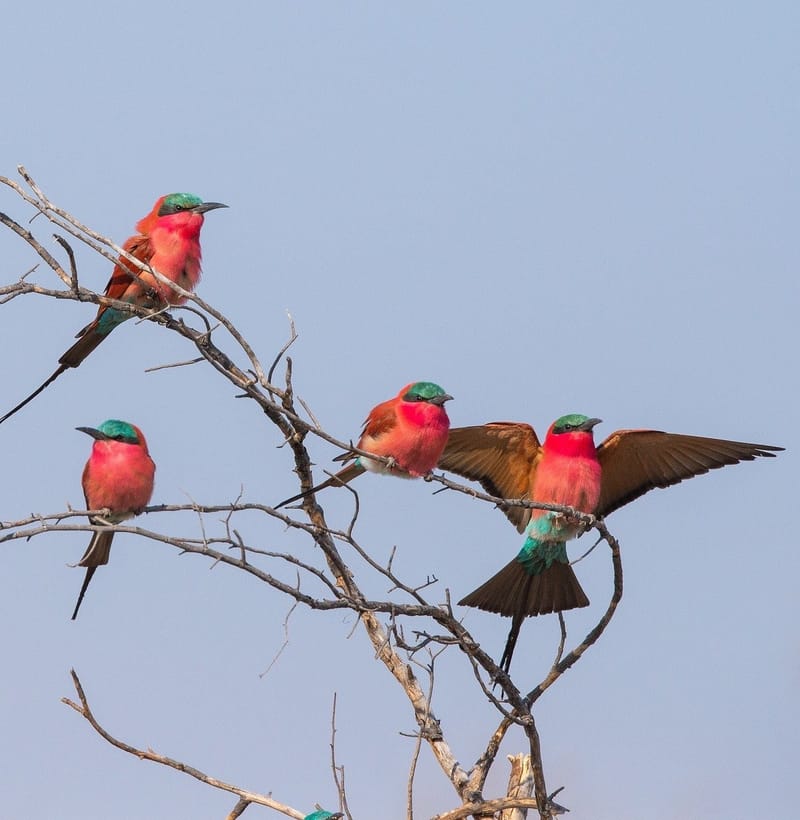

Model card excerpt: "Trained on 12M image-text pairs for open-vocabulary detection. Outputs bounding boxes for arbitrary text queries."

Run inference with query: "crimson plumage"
[1,193,226,424]
[276,382,452,508]
[440,415,783,673]
[71,420,155,620]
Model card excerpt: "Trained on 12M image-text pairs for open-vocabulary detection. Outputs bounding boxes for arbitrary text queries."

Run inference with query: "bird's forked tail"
[58,313,121,368]
[70,528,115,620]
[459,552,589,674]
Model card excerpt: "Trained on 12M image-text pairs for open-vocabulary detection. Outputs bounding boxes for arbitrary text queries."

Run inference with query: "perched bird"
[277,381,453,508]
[71,420,155,620]
[439,414,783,673]
[0,193,227,424]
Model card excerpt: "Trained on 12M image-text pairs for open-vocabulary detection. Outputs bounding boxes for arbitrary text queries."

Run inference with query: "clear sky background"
[1,4,797,819]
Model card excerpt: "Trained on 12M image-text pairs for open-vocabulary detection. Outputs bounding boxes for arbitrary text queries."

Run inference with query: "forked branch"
[1,170,629,820]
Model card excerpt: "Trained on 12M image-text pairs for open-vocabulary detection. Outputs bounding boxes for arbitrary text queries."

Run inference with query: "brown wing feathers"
[439,423,542,532]
[596,431,783,517]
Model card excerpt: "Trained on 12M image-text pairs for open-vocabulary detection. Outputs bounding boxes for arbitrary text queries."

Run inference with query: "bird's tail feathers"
[70,529,114,621]
[0,363,70,425]
[275,462,365,509]
[59,318,113,368]
[332,449,356,464]
[499,612,526,676]
[460,556,589,675]
[71,567,97,620]
[459,557,589,618]
[0,307,133,425]
[75,528,115,568]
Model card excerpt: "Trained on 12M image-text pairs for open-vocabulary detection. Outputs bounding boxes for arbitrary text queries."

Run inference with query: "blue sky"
[1,3,797,819]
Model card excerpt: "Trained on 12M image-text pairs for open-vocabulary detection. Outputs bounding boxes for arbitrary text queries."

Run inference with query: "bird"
[304,812,343,820]
[0,193,227,425]
[439,414,783,673]
[276,381,453,508]
[71,419,155,620]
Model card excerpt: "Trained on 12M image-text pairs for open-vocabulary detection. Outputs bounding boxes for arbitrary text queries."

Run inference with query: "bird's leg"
[560,505,592,532]
[143,286,161,307]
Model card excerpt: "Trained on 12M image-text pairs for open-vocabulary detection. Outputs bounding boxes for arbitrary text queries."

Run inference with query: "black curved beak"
[193,201,228,214]
[430,393,454,406]
[579,417,603,432]
[76,426,112,441]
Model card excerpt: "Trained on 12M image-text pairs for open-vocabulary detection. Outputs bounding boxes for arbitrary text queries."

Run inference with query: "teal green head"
[550,414,602,436]
[402,381,453,406]
[76,419,143,445]
[304,812,343,820]
[158,193,228,216]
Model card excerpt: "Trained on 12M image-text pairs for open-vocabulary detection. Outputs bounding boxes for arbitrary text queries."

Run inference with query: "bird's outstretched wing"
[596,430,783,516]
[439,422,543,532]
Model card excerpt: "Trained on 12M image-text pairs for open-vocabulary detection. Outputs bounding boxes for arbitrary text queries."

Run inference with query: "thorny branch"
[2,170,626,819]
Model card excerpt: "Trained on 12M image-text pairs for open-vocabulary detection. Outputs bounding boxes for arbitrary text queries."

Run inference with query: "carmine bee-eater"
[277,382,453,508]
[304,812,343,820]
[71,419,155,620]
[439,414,783,673]
[0,193,227,425]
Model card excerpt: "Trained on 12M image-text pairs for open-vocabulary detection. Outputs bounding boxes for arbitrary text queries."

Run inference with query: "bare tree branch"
[61,669,305,819]
[226,798,253,820]
[329,693,352,820]
[0,171,632,819]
